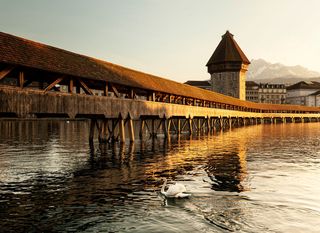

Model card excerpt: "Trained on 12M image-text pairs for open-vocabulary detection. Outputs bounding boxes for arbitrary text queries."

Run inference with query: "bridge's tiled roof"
[0,31,319,112]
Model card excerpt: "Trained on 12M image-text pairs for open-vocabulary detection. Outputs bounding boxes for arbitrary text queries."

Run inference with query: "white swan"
[161,178,191,198]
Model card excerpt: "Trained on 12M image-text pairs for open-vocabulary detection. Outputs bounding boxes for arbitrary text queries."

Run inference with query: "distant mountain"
[247,59,320,84]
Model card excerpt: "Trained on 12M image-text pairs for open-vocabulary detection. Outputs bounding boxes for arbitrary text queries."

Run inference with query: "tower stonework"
[206,31,250,100]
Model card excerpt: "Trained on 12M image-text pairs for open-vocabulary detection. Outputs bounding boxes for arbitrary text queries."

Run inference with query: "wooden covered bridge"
[1,32,320,143]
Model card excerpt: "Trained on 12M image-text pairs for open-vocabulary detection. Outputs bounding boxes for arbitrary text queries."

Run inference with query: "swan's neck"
[161,178,167,194]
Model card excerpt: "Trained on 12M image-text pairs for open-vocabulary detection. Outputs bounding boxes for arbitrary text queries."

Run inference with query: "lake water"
[0,120,320,233]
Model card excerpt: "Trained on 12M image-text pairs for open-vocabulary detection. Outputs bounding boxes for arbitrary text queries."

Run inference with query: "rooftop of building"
[309,90,320,96]
[206,31,250,67]
[245,81,259,87]
[184,80,211,87]
[259,83,286,89]
[287,81,320,90]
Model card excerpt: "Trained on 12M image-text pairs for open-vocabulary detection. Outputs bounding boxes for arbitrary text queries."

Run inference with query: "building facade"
[206,31,250,100]
[246,82,286,104]
[258,83,286,104]
[286,81,320,106]
[246,81,259,102]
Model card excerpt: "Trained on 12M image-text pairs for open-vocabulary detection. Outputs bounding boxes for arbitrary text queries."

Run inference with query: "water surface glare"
[0,120,320,232]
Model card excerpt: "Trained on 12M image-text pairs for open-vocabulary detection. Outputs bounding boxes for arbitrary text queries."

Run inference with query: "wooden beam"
[79,79,93,95]
[19,72,24,88]
[148,92,155,101]
[0,66,14,80]
[162,94,169,102]
[103,82,109,96]
[43,77,64,93]
[68,78,74,93]
[110,84,120,97]
[129,88,134,99]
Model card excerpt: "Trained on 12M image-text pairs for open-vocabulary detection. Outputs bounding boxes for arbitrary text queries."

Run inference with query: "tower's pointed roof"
[206,31,250,66]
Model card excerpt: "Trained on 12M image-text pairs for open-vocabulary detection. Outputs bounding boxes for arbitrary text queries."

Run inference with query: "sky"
[1,0,320,83]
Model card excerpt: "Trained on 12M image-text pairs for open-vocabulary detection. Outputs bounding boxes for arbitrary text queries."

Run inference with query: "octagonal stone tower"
[206,31,250,100]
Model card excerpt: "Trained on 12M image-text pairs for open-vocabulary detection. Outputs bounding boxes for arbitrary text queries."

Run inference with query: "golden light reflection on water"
[1,121,320,232]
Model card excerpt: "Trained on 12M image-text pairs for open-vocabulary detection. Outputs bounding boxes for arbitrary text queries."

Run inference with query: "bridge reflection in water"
[1,120,319,232]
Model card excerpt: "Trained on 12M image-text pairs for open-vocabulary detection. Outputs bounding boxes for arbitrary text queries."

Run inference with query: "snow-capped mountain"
[247,59,320,84]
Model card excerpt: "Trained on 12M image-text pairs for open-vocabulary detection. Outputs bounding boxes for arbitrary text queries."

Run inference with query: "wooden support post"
[129,89,134,99]
[177,118,181,134]
[207,118,211,133]
[188,118,193,134]
[148,92,156,101]
[19,71,24,88]
[128,118,135,142]
[97,120,104,143]
[89,119,96,143]
[197,118,201,132]
[229,117,232,129]
[69,78,74,93]
[139,119,145,139]
[162,118,171,138]
[97,120,108,143]
[0,66,14,80]
[212,118,216,132]
[151,118,156,138]
[119,117,125,143]
[104,82,109,96]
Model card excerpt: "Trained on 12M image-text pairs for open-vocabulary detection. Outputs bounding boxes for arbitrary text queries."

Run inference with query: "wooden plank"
[43,77,64,92]
[0,66,14,80]
[79,79,93,95]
